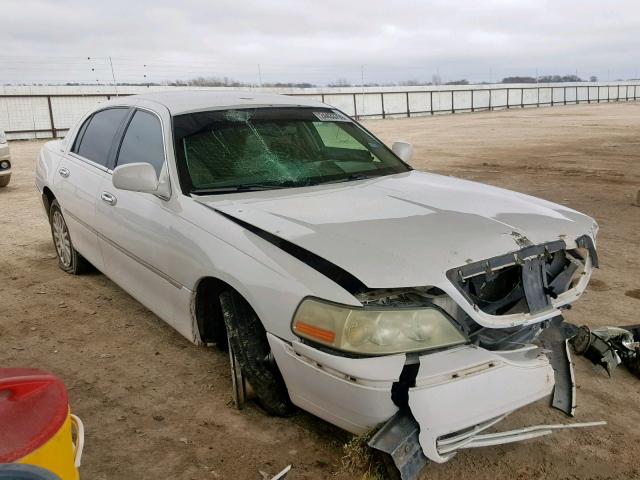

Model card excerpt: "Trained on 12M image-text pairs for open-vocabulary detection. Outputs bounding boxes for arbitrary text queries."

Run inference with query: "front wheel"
[219,290,294,416]
[0,174,10,187]
[49,200,91,274]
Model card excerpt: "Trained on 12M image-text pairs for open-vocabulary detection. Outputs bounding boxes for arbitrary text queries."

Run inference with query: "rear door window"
[73,108,129,167]
[116,110,165,177]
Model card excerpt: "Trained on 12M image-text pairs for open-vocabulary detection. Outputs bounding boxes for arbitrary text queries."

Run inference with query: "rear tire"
[0,174,10,187]
[49,199,91,274]
[219,290,294,416]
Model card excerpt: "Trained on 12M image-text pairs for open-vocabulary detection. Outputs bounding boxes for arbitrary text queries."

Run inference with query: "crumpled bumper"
[268,333,603,471]
[407,345,554,462]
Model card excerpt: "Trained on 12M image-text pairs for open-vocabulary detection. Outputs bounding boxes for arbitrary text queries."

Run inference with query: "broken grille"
[447,236,596,316]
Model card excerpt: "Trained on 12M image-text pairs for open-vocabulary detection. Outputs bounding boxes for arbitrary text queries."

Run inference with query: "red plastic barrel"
[0,369,69,463]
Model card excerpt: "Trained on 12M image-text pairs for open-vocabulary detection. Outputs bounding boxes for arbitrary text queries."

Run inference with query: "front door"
[94,108,187,335]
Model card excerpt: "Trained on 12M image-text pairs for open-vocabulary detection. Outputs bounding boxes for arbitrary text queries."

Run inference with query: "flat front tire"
[219,290,294,416]
[49,199,91,274]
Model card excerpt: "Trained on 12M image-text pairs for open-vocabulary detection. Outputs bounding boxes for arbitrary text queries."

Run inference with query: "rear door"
[54,107,130,271]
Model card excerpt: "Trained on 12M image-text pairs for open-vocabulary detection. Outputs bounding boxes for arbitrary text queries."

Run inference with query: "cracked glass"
[173,107,410,194]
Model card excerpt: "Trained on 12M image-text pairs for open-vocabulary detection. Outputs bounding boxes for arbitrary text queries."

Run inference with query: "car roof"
[108,90,328,115]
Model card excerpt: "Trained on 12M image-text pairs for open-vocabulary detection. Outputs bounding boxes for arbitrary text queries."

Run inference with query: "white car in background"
[34,91,603,477]
[0,131,11,187]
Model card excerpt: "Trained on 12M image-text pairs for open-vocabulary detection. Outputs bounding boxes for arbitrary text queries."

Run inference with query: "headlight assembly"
[292,298,467,355]
[0,161,9,169]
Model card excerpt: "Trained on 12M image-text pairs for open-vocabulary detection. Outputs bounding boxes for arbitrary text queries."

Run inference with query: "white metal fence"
[1,82,639,140]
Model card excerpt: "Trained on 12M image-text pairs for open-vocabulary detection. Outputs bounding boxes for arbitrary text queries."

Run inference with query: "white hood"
[196,170,596,290]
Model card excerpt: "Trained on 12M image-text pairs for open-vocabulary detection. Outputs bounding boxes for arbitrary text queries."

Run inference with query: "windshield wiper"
[191,179,316,195]
[315,173,379,185]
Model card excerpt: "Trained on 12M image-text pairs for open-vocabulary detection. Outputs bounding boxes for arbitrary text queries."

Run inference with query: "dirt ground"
[1,102,639,480]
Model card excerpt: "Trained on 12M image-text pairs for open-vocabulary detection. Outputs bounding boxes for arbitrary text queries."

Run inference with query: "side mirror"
[113,163,165,196]
[392,141,414,163]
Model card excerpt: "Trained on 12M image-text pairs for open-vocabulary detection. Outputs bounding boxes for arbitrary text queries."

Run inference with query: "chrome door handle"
[58,168,70,178]
[101,192,117,206]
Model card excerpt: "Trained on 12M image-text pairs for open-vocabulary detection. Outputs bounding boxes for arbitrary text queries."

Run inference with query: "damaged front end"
[269,237,604,480]
[363,237,605,477]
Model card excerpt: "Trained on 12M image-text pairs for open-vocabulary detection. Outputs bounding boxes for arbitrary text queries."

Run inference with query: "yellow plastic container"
[18,411,83,480]
[0,369,84,480]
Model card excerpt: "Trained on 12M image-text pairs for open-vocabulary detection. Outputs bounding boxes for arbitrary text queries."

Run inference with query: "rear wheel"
[49,200,91,274]
[0,174,10,187]
[219,290,294,416]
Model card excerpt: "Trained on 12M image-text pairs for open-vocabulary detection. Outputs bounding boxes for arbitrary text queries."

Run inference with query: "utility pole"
[109,56,119,96]
[360,65,365,116]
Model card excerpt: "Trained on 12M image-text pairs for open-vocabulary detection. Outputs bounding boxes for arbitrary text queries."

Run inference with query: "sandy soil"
[1,102,639,479]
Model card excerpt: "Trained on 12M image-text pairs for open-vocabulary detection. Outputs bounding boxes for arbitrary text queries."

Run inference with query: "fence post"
[576,86,579,104]
[488,89,492,110]
[321,93,325,103]
[506,88,510,108]
[520,88,524,108]
[537,87,540,107]
[46,96,56,139]
[430,91,434,115]
[353,93,358,119]
[471,90,474,112]
[451,90,454,113]
[406,91,410,117]
[381,92,386,119]
[563,87,567,105]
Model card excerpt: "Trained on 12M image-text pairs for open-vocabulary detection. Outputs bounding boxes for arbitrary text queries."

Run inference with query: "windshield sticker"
[313,110,351,122]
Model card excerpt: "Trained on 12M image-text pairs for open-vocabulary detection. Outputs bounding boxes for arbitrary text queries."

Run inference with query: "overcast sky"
[2,0,639,85]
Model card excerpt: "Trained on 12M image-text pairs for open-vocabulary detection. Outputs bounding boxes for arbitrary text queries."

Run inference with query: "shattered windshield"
[172,107,411,194]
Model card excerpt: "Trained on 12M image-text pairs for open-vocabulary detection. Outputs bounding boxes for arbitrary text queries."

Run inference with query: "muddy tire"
[49,200,91,274]
[0,174,10,187]
[219,290,294,416]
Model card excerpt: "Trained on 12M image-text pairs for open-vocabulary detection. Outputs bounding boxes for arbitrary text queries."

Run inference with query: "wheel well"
[194,277,237,348]
[42,187,56,219]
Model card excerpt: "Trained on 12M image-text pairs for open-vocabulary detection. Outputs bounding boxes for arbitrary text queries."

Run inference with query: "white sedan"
[0,130,11,187]
[35,91,602,474]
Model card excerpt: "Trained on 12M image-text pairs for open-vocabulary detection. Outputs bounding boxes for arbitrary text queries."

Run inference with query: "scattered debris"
[569,324,640,378]
[368,412,426,480]
[259,465,292,480]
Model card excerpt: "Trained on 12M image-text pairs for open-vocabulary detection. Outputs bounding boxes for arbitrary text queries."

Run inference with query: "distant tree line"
[7,73,615,89]
[501,74,599,84]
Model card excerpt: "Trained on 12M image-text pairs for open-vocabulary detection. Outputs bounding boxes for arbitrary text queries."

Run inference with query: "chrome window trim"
[67,151,112,174]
